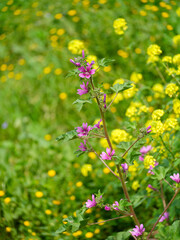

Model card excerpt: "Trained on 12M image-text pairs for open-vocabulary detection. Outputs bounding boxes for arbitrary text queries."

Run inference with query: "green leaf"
[118,199,132,211]
[65,69,79,78]
[116,231,130,240]
[152,166,170,180]
[116,142,131,151]
[74,150,86,157]
[98,58,115,67]
[114,156,124,165]
[73,99,92,112]
[110,82,133,93]
[56,130,78,142]
[55,225,66,234]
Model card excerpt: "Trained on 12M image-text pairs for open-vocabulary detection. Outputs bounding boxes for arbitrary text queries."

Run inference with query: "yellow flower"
[113,78,124,85]
[72,16,80,22]
[44,134,52,141]
[76,181,83,187]
[103,168,110,174]
[59,92,67,100]
[54,68,62,75]
[176,7,180,16]
[132,181,140,191]
[45,209,52,215]
[111,129,129,143]
[147,44,162,56]
[162,12,169,18]
[85,232,94,238]
[165,83,179,97]
[81,164,92,177]
[57,29,65,36]
[67,9,77,16]
[100,138,109,148]
[140,10,147,16]
[52,200,61,205]
[164,118,178,130]
[43,67,51,74]
[103,65,112,72]
[162,56,172,63]
[14,9,21,16]
[94,228,100,234]
[1,64,7,71]
[123,84,138,99]
[173,35,180,46]
[86,208,92,214]
[98,219,104,225]
[130,72,142,83]
[144,155,156,169]
[0,190,5,197]
[35,191,43,198]
[152,83,164,98]
[173,54,180,65]
[68,39,85,54]
[54,13,63,19]
[152,109,164,120]
[151,121,165,135]
[135,48,142,54]
[6,227,11,232]
[117,49,129,58]
[24,221,30,227]
[4,197,11,204]
[167,25,173,31]
[173,99,180,115]
[88,152,96,159]
[113,18,128,35]
[48,170,56,177]
[70,195,76,200]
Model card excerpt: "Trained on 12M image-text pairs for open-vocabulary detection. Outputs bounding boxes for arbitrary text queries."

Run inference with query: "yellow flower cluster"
[165,83,179,97]
[130,72,143,83]
[173,35,180,46]
[132,181,140,191]
[164,118,178,130]
[81,164,92,177]
[152,83,164,98]
[162,56,172,63]
[152,109,164,120]
[144,155,156,169]
[129,161,139,180]
[68,40,85,54]
[147,44,162,56]
[126,102,148,120]
[123,84,138,99]
[113,18,128,35]
[151,120,165,135]
[173,54,180,65]
[173,99,180,115]
[111,129,129,143]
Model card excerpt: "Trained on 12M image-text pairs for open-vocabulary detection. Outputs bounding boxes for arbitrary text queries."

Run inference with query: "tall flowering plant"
[56,50,180,239]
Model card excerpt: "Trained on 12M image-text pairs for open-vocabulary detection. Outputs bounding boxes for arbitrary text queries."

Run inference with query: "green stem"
[89,76,140,226]
[147,188,180,239]
[87,215,130,225]
[160,136,175,160]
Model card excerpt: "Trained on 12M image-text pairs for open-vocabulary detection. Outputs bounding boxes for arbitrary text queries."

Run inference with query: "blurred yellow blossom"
[165,83,179,97]
[173,99,180,115]
[44,134,52,141]
[55,13,63,19]
[173,54,180,65]
[67,10,77,16]
[113,18,128,35]
[103,167,110,174]
[59,92,67,100]
[144,155,156,169]
[132,181,140,191]
[68,40,85,54]
[130,72,142,83]
[173,35,180,46]
[147,44,162,56]
[85,232,94,238]
[0,190,5,197]
[76,181,83,187]
[24,221,30,227]
[162,56,172,63]
[152,109,164,120]
[111,129,129,143]
[6,227,11,232]
[53,200,61,205]
[81,164,92,176]
[4,197,11,204]
[48,170,56,177]
[45,209,52,215]
[151,120,165,135]
[35,191,43,198]
[88,152,96,159]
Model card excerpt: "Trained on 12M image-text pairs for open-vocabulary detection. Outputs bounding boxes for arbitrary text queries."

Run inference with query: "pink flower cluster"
[139,145,152,161]
[130,224,145,237]
[170,173,180,183]
[100,148,115,160]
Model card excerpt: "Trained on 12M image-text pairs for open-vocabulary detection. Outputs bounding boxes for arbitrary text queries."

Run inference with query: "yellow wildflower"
[113,18,128,35]
[173,99,180,115]
[4,197,11,204]
[35,191,43,198]
[85,232,94,238]
[45,209,52,215]
[165,83,179,97]
[48,170,56,177]
[164,118,178,130]
[162,56,172,63]
[130,72,142,83]
[173,35,180,46]
[132,181,140,191]
[173,54,180,65]
[151,121,165,135]
[147,44,162,56]
[144,155,156,169]
[68,39,85,54]
[152,109,164,120]
[81,164,92,177]
[0,190,5,197]
[111,129,129,143]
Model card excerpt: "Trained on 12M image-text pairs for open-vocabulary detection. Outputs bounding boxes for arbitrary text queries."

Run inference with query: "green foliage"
[98,58,115,67]
[73,99,92,111]
[152,166,170,180]
[110,82,133,93]
[155,220,180,240]
[56,130,78,142]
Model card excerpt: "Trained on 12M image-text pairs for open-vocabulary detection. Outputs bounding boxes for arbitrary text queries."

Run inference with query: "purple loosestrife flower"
[170,173,180,183]
[104,206,111,211]
[130,224,145,237]
[100,148,115,160]
[112,201,119,211]
[85,194,97,208]
[159,212,169,222]
[79,140,87,151]
[82,50,85,58]
[146,125,151,134]
[78,63,96,79]
[94,119,102,129]
[77,82,89,95]
[76,123,92,137]
[121,163,128,173]
[140,145,152,155]
[147,184,158,191]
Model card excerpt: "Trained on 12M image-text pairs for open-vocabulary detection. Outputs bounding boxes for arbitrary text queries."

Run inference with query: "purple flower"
[121,163,128,173]
[77,81,89,95]
[147,184,158,191]
[148,166,155,175]
[130,224,145,237]
[104,206,111,211]
[94,119,102,129]
[100,148,115,160]
[112,201,119,211]
[170,173,180,183]
[78,63,96,79]
[140,145,152,155]
[103,94,106,103]
[82,50,85,58]
[159,212,169,222]
[85,194,97,208]
[146,125,151,134]
[79,140,87,151]
[70,59,81,66]
[2,122,8,129]
[76,123,92,137]
[139,155,144,161]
